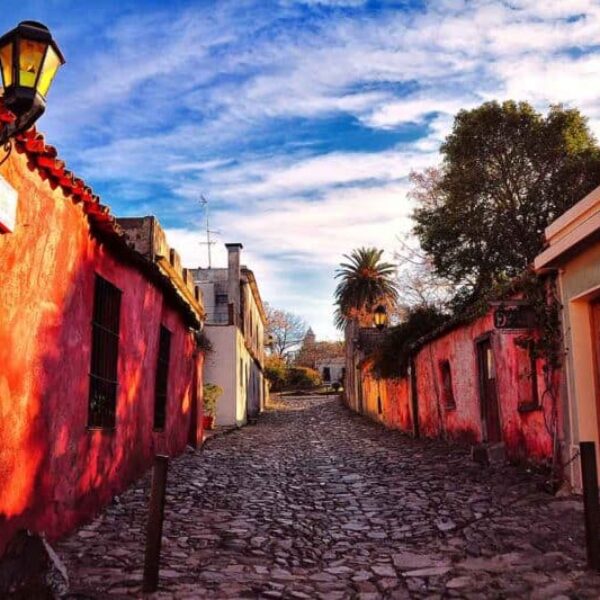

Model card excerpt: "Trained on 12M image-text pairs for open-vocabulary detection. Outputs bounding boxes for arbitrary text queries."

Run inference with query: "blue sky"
[2,0,600,339]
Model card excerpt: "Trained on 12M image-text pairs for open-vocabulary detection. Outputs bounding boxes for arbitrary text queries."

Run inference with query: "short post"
[143,454,169,592]
[580,442,600,571]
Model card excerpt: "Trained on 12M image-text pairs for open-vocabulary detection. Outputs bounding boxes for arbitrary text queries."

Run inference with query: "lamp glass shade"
[37,45,61,97]
[18,38,46,88]
[0,41,12,88]
[374,305,387,330]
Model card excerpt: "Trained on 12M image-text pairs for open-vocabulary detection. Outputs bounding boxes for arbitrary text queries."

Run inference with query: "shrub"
[203,383,223,417]
[264,356,287,391]
[285,366,321,390]
[195,330,213,354]
[373,305,448,379]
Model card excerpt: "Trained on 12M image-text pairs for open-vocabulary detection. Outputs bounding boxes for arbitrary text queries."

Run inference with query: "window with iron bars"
[154,325,172,430]
[88,275,122,428]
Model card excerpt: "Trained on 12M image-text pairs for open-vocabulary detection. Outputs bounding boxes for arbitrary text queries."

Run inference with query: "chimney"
[226,243,243,321]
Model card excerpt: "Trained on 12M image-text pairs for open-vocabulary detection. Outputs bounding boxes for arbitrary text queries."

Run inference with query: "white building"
[315,357,345,386]
[192,244,268,427]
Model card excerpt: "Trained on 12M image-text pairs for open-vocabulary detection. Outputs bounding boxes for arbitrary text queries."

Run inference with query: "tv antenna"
[199,195,219,268]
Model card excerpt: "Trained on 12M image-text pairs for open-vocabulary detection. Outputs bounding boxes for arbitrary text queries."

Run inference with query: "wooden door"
[477,338,502,443]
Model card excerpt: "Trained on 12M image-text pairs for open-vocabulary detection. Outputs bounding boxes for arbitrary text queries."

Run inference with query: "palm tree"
[334,247,398,329]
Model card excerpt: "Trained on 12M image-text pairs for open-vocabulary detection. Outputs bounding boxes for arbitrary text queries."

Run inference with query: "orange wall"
[0,149,203,553]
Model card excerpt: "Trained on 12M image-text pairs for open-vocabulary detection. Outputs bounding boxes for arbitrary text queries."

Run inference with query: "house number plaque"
[493,304,535,330]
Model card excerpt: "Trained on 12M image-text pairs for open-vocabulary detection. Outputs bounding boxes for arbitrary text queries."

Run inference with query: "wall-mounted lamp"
[0,21,65,146]
[373,304,388,331]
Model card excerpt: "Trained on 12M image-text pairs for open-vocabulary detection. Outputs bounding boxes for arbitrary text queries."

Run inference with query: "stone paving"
[57,395,600,599]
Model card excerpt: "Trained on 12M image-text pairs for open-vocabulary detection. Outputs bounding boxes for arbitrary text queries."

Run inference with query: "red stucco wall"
[383,377,412,432]
[358,312,560,464]
[0,150,203,553]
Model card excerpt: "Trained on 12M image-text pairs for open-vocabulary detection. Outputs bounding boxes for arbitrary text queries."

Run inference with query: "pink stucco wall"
[0,148,204,554]
[358,312,559,464]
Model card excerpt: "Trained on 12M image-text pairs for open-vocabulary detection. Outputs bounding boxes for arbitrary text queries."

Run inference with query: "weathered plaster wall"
[555,242,600,486]
[203,321,266,427]
[343,320,361,412]
[383,378,413,433]
[356,312,557,464]
[359,371,412,433]
[240,275,267,419]
[241,277,265,364]
[0,151,203,553]
[236,328,251,426]
[204,325,238,426]
[412,316,496,444]
[248,356,264,419]
[493,330,557,462]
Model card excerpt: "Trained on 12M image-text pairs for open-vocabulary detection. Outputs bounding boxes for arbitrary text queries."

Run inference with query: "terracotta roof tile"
[0,101,203,329]
[0,101,106,228]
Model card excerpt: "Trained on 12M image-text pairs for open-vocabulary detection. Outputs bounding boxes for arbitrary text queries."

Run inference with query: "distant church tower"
[303,327,316,347]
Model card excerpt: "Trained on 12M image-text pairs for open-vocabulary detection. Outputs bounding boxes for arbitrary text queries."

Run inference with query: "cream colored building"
[192,244,267,427]
[535,184,600,488]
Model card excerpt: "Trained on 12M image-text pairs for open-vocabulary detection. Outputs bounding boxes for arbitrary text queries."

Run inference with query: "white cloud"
[202,148,437,200]
[166,159,234,174]
[507,0,596,19]
[281,0,367,6]
[494,53,600,107]
[361,95,479,129]
[31,0,600,338]
[166,179,411,339]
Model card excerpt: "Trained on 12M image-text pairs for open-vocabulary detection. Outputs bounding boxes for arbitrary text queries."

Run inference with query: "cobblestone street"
[58,395,600,599]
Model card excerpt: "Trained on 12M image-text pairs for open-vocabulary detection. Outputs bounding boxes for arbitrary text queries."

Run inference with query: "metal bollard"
[143,454,169,592]
[580,442,600,571]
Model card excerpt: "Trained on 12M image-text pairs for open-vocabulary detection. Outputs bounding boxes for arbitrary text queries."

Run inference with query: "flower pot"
[203,415,215,430]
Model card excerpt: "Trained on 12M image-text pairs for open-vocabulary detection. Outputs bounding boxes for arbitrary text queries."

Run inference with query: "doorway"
[477,336,502,443]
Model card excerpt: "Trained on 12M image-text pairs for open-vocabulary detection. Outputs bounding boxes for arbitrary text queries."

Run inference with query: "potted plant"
[203,383,223,430]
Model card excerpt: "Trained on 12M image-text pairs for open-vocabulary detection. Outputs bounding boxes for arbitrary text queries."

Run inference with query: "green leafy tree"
[334,247,398,329]
[412,101,600,308]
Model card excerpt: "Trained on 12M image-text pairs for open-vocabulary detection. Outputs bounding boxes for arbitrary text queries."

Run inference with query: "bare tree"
[393,232,455,317]
[265,304,308,360]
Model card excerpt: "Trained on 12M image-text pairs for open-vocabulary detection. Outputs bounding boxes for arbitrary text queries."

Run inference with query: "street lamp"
[373,304,387,331]
[0,21,65,145]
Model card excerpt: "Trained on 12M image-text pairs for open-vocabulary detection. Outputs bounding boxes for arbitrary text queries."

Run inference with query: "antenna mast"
[199,195,218,268]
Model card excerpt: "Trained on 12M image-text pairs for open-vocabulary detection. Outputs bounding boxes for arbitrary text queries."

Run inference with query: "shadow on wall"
[0,239,199,555]
[0,248,95,553]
